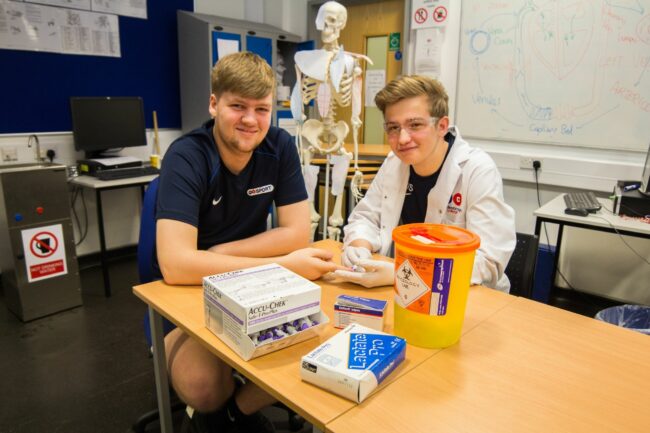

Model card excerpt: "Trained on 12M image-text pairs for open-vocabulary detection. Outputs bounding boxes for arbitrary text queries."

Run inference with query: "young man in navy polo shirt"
[155,52,339,432]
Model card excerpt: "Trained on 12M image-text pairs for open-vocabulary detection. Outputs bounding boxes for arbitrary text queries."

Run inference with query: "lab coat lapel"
[425,128,470,223]
[382,155,409,230]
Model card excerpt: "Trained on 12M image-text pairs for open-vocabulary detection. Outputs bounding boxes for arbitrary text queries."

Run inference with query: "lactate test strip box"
[203,263,327,361]
[334,295,387,331]
[300,323,406,403]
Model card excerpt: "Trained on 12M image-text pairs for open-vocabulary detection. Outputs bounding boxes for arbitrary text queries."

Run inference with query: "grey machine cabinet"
[177,10,314,133]
[0,164,82,321]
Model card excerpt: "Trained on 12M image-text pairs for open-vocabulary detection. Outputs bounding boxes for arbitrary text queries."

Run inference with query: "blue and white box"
[300,323,406,402]
[334,295,387,331]
[203,263,327,360]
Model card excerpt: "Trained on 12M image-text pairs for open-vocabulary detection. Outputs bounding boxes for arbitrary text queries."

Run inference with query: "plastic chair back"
[137,176,159,284]
[505,233,539,298]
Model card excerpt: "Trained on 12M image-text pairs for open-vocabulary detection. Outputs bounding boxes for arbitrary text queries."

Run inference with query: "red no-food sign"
[433,6,448,23]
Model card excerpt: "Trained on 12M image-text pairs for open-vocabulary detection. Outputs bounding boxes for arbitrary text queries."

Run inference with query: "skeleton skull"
[316,1,347,45]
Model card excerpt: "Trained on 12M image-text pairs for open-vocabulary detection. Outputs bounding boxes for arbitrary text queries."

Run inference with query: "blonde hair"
[375,75,448,118]
[211,52,275,99]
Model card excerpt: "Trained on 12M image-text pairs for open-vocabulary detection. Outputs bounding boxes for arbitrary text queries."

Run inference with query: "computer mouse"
[564,208,589,217]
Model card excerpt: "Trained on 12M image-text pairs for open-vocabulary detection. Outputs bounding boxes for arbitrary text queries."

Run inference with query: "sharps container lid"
[392,223,480,253]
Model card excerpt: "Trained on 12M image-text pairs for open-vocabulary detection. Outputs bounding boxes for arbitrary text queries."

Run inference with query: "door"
[337,0,405,144]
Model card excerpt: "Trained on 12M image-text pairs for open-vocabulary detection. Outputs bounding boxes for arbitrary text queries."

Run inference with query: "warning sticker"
[394,259,430,310]
[21,224,68,283]
[430,258,453,316]
[394,247,454,316]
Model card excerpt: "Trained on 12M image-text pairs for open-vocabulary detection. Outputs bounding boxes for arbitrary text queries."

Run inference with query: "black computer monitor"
[70,96,146,158]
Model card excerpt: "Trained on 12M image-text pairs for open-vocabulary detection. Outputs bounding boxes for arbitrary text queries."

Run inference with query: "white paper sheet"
[216,38,239,60]
[0,1,120,57]
[414,27,443,78]
[27,0,91,10]
[59,7,120,56]
[91,0,146,19]
[364,69,386,107]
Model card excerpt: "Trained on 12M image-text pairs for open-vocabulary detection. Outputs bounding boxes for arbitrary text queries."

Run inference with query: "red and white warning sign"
[433,5,447,23]
[411,0,449,30]
[21,224,68,282]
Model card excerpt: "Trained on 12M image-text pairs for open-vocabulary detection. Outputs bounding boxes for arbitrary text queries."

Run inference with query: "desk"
[327,296,650,433]
[70,174,157,297]
[533,194,650,298]
[133,240,516,433]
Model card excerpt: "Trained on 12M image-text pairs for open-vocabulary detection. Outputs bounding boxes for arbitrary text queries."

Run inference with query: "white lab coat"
[343,127,516,292]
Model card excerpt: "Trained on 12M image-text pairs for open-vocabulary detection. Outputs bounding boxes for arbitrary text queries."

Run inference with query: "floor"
[0,254,311,433]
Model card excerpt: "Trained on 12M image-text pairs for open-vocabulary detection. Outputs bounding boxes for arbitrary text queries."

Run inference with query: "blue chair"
[138,176,176,346]
[132,176,184,433]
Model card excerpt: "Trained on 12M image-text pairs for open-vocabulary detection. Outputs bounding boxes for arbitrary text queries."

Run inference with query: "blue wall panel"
[0,1,193,133]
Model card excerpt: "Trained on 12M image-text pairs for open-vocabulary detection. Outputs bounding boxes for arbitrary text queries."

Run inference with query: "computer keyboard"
[94,165,160,181]
[563,191,601,213]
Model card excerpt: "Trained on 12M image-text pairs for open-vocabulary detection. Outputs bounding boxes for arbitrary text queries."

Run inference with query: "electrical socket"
[519,156,540,170]
[1,147,18,162]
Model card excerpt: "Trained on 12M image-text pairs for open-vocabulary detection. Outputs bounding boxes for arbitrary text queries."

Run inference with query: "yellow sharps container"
[392,224,480,348]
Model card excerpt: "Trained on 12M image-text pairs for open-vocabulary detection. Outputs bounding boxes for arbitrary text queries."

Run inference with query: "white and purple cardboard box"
[203,263,327,361]
[300,323,406,402]
[334,294,387,331]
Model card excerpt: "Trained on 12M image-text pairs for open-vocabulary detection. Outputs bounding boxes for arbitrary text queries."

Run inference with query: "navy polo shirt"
[156,119,307,253]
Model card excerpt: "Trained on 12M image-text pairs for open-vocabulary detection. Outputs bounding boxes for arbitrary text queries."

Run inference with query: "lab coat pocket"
[443,205,466,227]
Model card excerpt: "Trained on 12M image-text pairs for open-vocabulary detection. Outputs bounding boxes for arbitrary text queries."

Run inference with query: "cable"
[594,208,650,267]
[533,163,577,290]
[70,185,89,246]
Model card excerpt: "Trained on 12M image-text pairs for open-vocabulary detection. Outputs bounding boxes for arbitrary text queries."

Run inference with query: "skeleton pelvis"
[302,119,349,153]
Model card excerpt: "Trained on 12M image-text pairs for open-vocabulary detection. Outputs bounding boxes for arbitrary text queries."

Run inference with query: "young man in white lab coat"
[335,75,516,292]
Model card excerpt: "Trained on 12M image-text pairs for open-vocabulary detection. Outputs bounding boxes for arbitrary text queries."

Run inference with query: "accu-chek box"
[203,263,328,361]
[334,294,387,331]
[300,323,406,402]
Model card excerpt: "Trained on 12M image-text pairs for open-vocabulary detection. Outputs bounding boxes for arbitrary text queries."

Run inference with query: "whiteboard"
[456,0,650,151]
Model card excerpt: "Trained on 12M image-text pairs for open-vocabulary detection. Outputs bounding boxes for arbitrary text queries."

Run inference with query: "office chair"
[132,176,305,433]
[505,233,539,299]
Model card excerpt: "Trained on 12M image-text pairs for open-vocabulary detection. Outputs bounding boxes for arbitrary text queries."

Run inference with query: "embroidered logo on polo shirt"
[247,184,274,196]
[212,196,223,206]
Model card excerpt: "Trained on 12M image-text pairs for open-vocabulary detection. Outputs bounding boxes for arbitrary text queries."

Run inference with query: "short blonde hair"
[211,52,275,99]
[375,75,448,118]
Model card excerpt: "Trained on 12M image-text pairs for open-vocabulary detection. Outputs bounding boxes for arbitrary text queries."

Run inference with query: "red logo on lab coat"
[452,193,462,206]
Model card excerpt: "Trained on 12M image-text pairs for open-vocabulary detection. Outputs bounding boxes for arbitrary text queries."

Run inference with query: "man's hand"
[279,248,342,281]
[341,245,372,268]
[334,259,394,288]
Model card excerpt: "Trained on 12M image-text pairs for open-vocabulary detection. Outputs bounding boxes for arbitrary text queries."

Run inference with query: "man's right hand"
[280,248,342,280]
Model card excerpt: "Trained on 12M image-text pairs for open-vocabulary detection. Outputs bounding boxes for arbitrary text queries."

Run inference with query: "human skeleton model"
[290,1,372,241]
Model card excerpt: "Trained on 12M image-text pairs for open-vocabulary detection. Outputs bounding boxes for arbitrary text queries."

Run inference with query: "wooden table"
[133,240,516,432]
[327,296,650,433]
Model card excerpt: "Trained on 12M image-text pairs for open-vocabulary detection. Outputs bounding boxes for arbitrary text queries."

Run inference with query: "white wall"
[410,0,649,303]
